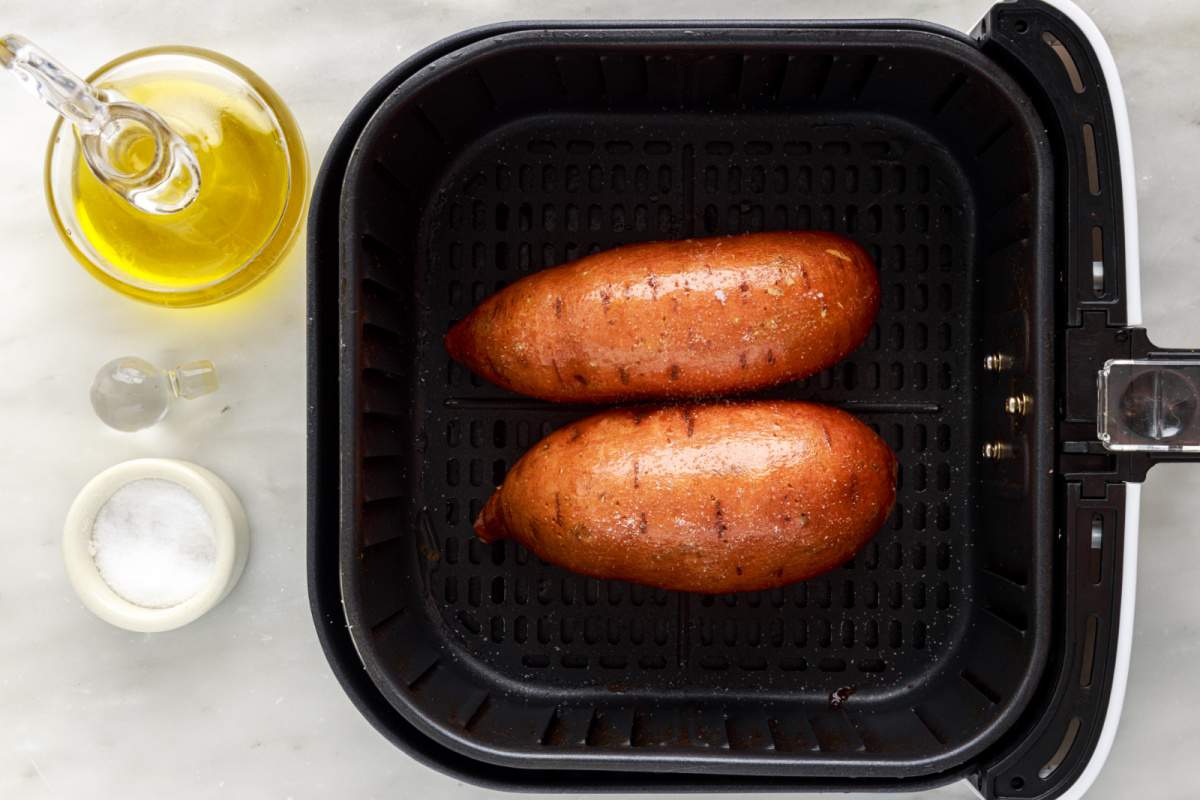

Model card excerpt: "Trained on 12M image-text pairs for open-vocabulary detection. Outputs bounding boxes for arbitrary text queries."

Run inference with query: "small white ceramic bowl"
[63,458,250,632]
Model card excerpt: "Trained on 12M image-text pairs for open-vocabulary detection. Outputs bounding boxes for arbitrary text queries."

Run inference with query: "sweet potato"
[445,232,879,402]
[475,401,897,593]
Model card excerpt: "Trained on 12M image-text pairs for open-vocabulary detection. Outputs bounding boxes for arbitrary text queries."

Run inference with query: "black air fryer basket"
[308,2,1200,797]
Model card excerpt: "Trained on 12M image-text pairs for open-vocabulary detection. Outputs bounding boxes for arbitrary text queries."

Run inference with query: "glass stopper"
[90,356,218,431]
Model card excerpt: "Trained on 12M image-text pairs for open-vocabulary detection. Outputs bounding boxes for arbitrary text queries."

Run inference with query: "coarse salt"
[89,478,217,608]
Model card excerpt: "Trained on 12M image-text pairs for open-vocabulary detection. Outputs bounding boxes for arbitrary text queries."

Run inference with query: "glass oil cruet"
[1,34,307,307]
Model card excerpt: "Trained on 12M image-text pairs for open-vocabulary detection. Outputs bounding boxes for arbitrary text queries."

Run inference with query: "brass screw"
[982,441,1013,460]
[983,353,1014,372]
[1004,393,1032,416]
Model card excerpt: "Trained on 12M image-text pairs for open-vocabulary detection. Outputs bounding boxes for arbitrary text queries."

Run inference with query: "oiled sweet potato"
[445,232,879,402]
[475,401,896,593]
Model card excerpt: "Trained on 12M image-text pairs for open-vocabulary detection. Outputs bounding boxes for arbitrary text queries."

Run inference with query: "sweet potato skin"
[475,401,897,593]
[444,232,879,402]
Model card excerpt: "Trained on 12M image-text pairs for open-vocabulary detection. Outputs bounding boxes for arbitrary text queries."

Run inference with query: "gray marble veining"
[0,1,1197,798]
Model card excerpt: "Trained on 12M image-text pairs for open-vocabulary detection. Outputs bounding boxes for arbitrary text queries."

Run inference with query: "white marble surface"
[1,1,1198,798]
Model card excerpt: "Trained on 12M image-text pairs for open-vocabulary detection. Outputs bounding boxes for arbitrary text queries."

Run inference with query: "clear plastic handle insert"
[1098,360,1200,451]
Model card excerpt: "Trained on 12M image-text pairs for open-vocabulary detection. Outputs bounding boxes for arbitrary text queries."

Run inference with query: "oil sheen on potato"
[475,401,898,593]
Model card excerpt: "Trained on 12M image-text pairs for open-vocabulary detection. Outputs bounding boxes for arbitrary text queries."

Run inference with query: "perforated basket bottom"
[404,111,977,707]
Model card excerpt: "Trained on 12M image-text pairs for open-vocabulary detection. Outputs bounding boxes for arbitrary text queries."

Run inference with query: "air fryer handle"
[1097,337,1200,461]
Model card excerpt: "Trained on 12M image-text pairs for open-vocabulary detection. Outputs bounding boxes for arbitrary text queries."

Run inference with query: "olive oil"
[71,71,291,294]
